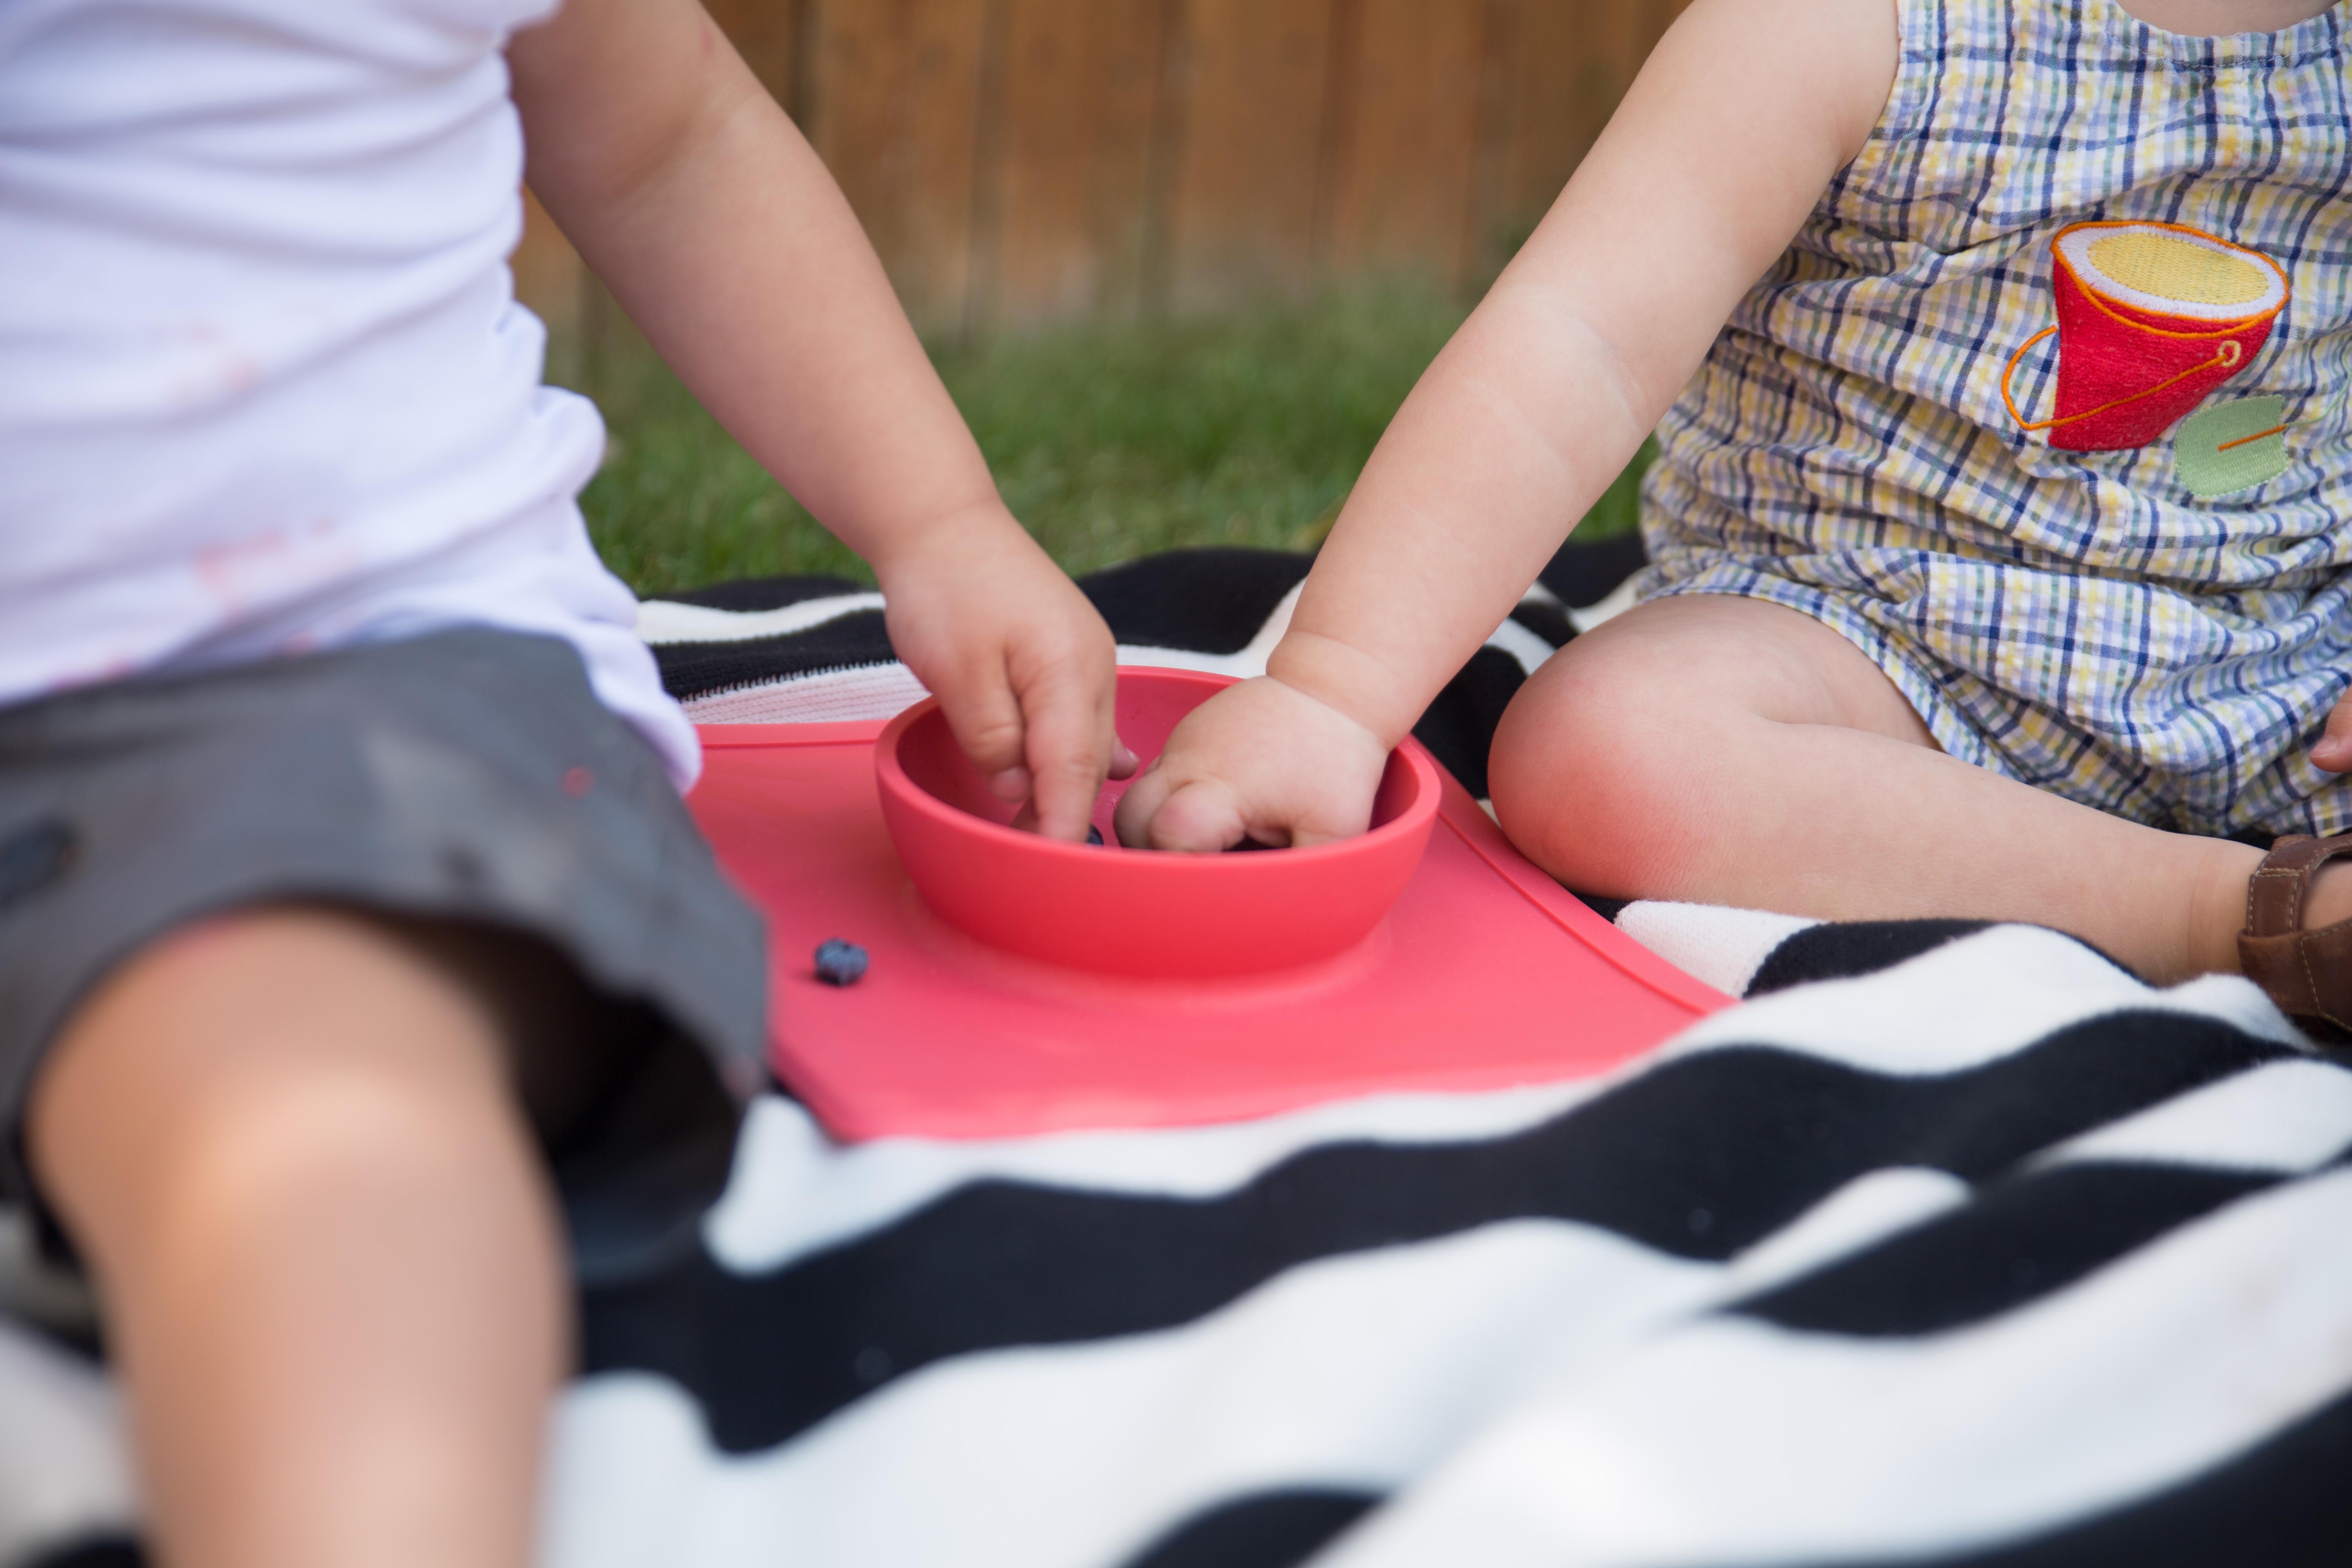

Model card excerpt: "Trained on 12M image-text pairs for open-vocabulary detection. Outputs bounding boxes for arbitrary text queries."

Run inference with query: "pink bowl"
[874,668,1442,978]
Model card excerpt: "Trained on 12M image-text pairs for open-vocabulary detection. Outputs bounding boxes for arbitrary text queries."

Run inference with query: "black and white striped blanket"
[7,541,2350,1567]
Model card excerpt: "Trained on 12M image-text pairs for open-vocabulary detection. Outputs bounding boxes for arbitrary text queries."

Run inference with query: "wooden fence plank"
[1474,0,1691,272]
[706,0,806,111]
[508,0,1693,336]
[1629,0,1691,62]
[1163,0,1339,312]
[1316,0,1486,285]
[803,0,991,332]
[980,0,1169,326]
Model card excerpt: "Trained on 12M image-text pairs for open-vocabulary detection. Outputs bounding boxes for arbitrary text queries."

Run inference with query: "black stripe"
[1734,1162,2280,1337]
[653,611,895,699]
[583,1013,2289,1453]
[25,1540,144,1568]
[1745,920,1996,996]
[1791,1382,2352,1568]
[1506,598,1577,652]
[1119,1490,1379,1568]
[1079,549,1313,655]
[1538,532,1647,608]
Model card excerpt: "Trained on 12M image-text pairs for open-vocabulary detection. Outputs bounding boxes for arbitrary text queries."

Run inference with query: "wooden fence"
[515,0,1690,339]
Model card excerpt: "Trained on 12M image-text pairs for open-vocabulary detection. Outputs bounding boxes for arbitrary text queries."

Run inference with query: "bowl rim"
[873,666,1444,864]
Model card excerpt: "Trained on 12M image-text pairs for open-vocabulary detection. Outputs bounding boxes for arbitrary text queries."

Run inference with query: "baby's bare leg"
[25,906,566,1568]
[1491,594,2305,984]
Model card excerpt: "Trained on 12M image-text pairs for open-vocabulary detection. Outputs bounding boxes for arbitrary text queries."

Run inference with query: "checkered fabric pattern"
[1638,0,2352,838]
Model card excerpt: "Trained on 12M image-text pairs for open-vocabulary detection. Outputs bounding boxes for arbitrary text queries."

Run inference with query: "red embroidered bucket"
[2002,221,2287,453]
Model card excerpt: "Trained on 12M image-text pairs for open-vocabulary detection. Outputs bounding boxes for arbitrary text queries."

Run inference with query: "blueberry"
[813,939,869,987]
[1087,824,1105,846]
[1225,835,1278,853]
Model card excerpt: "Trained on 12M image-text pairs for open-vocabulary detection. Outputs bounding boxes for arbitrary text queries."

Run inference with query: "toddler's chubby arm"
[1116,0,1897,851]
[508,0,1128,839]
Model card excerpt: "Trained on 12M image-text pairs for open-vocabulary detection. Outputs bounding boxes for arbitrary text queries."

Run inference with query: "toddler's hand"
[879,507,1133,841]
[2314,688,2352,774]
[1114,676,1392,852]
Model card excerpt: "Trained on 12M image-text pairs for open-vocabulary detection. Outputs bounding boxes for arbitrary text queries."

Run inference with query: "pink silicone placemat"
[690,722,1726,1142]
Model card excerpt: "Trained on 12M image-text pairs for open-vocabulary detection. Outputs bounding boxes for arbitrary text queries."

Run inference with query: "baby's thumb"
[1136,777,1250,855]
[2316,695,2352,773]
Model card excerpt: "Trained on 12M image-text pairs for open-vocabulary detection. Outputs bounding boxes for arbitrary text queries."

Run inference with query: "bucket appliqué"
[2002,220,2289,454]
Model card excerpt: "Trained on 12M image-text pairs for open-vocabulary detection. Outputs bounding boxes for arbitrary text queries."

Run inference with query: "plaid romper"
[1637,0,2352,839]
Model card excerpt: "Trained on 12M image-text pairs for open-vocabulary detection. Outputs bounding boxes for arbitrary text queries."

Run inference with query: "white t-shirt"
[0,0,699,786]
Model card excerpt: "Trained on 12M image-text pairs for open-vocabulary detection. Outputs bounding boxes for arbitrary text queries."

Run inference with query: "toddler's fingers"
[2315,695,2352,773]
[936,667,1033,802]
[1018,666,1115,842]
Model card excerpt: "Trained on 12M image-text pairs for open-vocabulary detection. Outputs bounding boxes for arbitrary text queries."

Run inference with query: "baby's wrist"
[1263,635,1413,752]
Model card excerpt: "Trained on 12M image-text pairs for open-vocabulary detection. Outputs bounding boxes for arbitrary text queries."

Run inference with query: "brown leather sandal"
[2239,833,2352,1041]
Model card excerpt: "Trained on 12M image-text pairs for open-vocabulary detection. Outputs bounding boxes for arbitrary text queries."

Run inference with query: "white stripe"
[636,593,887,646]
[1614,902,1819,998]
[545,1222,1720,1568]
[1325,1169,2352,1568]
[2035,1056,2352,1175]
[1661,924,2305,1076]
[704,1080,1613,1274]
[0,1319,134,1566]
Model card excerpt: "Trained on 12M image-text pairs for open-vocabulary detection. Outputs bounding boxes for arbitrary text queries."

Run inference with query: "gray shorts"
[0,629,767,1285]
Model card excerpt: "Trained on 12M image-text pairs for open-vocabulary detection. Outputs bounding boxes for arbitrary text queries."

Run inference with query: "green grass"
[568,289,1648,598]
